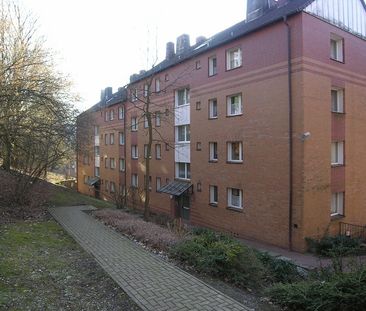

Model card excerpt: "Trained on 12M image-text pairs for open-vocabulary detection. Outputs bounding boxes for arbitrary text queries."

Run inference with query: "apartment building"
[77,0,366,252]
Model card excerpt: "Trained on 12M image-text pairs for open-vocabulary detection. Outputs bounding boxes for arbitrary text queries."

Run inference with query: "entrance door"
[177,193,190,221]
[94,183,100,199]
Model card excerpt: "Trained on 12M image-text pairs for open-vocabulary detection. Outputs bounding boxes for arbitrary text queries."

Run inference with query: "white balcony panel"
[175,143,190,163]
[94,135,100,146]
[95,156,100,168]
[175,104,190,126]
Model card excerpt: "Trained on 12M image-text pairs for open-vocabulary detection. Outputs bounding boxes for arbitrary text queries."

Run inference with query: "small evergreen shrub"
[306,235,362,257]
[266,267,366,311]
[170,229,266,288]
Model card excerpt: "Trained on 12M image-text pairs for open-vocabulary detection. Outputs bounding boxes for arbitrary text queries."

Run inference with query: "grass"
[0,220,140,310]
[48,186,114,209]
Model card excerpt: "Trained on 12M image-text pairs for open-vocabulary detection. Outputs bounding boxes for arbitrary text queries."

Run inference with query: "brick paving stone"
[50,206,252,311]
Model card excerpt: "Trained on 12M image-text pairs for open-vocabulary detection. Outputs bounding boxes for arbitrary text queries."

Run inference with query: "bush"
[257,252,303,284]
[306,235,362,257]
[266,267,366,311]
[170,229,266,288]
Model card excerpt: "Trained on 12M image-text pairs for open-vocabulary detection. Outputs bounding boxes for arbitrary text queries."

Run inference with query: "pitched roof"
[131,0,314,84]
[158,180,192,196]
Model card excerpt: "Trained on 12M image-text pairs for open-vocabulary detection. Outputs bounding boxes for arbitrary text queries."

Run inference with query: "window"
[104,133,108,145]
[155,111,161,127]
[110,133,114,145]
[331,192,344,216]
[228,142,243,162]
[94,146,100,156]
[228,188,243,209]
[110,110,114,121]
[196,142,202,151]
[95,167,100,177]
[196,60,201,69]
[110,182,116,193]
[94,126,100,135]
[118,106,125,119]
[131,174,138,187]
[119,158,125,171]
[155,144,161,159]
[176,125,190,143]
[196,101,201,110]
[144,115,148,128]
[208,55,217,76]
[132,145,139,159]
[144,84,148,97]
[209,142,218,161]
[119,132,125,145]
[83,175,88,184]
[131,117,138,131]
[82,154,89,165]
[227,94,242,116]
[175,88,190,106]
[226,47,242,70]
[156,177,161,191]
[131,88,137,102]
[144,144,150,159]
[155,78,160,92]
[105,157,109,168]
[331,141,344,165]
[331,89,344,113]
[105,111,108,122]
[165,74,169,81]
[110,158,116,169]
[209,98,218,119]
[209,185,218,205]
[176,162,191,179]
[330,34,344,62]
[105,180,109,192]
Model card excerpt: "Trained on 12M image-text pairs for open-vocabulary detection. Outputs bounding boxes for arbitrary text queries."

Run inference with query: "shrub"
[256,252,303,284]
[266,267,366,311]
[170,229,266,288]
[306,235,362,257]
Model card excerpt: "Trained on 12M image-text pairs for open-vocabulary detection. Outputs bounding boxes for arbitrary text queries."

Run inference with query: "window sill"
[226,65,242,72]
[331,164,344,168]
[331,214,345,221]
[208,73,217,78]
[209,203,218,207]
[132,157,138,160]
[209,160,218,163]
[227,160,243,164]
[330,58,344,64]
[175,103,190,108]
[227,206,243,213]
[209,117,218,120]
[175,177,191,182]
[131,130,138,132]
[331,111,345,115]
[176,141,190,144]
[226,113,243,118]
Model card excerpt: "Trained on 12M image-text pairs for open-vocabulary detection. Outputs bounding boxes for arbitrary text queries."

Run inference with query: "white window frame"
[95,167,100,177]
[131,174,138,187]
[155,111,161,127]
[175,88,190,107]
[155,78,160,92]
[144,144,151,159]
[131,117,138,131]
[331,88,344,113]
[331,141,344,166]
[131,88,138,102]
[227,142,243,163]
[227,94,242,116]
[176,125,190,143]
[110,133,114,145]
[131,145,139,159]
[104,133,108,145]
[226,47,242,70]
[156,177,161,191]
[110,182,116,193]
[331,192,344,216]
[105,111,108,122]
[208,55,217,76]
[144,84,148,97]
[209,98,218,119]
[119,158,125,172]
[118,106,125,119]
[209,185,218,205]
[94,126,100,136]
[110,109,114,121]
[156,144,161,159]
[209,142,218,161]
[119,132,125,145]
[144,115,149,128]
[110,158,116,169]
[330,34,344,62]
[175,162,191,180]
[228,188,243,209]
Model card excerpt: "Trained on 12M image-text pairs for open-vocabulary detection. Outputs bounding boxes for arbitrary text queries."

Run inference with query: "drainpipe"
[284,16,293,251]
[124,103,127,207]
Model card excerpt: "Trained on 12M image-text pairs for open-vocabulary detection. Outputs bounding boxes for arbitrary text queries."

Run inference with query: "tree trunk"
[144,107,153,221]
[2,140,12,171]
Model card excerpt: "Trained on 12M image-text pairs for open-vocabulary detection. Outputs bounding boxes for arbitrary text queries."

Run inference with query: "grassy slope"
[0,220,140,310]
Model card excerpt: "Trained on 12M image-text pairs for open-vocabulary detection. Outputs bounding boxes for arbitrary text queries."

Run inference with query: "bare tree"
[0,1,78,201]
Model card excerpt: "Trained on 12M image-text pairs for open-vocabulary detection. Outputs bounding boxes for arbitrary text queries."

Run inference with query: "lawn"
[0,220,140,310]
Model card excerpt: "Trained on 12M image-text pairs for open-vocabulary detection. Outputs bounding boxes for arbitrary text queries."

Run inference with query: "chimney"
[139,70,146,75]
[166,42,175,60]
[176,34,190,55]
[100,87,112,101]
[247,0,286,22]
[196,36,207,45]
[129,73,139,83]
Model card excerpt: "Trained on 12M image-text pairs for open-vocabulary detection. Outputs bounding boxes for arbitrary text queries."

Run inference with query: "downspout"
[284,15,293,251]
[124,103,127,207]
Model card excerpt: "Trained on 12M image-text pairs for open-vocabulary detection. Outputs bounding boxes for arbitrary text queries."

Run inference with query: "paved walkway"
[50,206,251,311]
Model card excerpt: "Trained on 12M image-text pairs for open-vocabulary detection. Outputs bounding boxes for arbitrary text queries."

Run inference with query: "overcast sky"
[19,0,247,111]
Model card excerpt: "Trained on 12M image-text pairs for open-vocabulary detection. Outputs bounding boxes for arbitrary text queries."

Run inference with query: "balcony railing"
[339,222,366,242]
